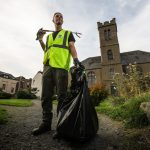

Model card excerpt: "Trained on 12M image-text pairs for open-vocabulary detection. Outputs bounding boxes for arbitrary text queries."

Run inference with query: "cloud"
[0,0,149,79]
[118,2,150,52]
[0,0,49,78]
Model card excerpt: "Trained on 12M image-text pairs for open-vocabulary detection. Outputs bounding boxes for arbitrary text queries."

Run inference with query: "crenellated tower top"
[97,18,116,29]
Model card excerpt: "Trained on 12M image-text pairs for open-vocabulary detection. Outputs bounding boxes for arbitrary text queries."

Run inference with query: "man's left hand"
[73,58,85,70]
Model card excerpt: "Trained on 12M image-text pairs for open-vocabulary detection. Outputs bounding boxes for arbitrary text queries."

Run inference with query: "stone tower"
[97,18,123,93]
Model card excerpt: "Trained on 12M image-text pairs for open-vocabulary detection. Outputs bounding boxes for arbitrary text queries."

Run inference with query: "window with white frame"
[109,68,115,78]
[2,84,6,90]
[87,71,96,86]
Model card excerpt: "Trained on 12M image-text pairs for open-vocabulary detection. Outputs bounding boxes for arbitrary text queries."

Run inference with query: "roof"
[38,71,43,74]
[120,50,150,65]
[0,71,16,80]
[81,56,101,70]
[0,71,32,81]
[81,50,150,69]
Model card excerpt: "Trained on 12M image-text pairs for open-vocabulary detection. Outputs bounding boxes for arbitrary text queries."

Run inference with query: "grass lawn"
[0,99,33,107]
[0,99,33,124]
[0,108,8,124]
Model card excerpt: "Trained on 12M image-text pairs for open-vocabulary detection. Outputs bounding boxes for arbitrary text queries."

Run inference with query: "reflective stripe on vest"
[43,34,51,65]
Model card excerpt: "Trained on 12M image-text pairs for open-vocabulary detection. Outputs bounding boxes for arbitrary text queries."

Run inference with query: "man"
[32,12,82,136]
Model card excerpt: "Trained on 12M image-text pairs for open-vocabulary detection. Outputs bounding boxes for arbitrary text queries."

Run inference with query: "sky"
[0,0,150,79]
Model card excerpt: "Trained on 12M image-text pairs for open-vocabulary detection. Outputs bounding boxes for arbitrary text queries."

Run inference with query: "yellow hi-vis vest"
[43,30,71,71]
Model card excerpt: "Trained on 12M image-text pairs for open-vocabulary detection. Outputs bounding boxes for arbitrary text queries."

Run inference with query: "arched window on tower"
[108,29,111,40]
[107,49,113,60]
[87,71,96,86]
[104,30,107,40]
[104,29,111,40]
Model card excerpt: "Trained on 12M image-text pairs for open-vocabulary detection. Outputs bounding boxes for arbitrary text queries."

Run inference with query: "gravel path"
[0,100,150,150]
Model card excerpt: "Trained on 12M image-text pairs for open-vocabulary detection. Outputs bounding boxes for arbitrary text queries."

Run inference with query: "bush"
[114,64,150,98]
[121,94,150,128]
[16,89,37,99]
[96,93,150,128]
[89,83,108,106]
[111,96,126,106]
[0,91,12,99]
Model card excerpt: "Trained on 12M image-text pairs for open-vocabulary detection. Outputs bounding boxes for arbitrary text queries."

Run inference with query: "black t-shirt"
[52,30,75,43]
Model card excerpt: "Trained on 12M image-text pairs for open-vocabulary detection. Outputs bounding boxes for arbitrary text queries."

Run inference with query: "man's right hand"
[36,28,46,40]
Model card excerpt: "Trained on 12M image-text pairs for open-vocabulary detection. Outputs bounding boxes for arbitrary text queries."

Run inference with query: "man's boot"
[52,131,61,139]
[32,122,51,136]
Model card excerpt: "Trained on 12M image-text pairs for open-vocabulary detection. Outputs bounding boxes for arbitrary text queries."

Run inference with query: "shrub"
[110,96,126,106]
[96,93,150,128]
[16,89,37,99]
[89,83,108,106]
[140,72,150,92]
[114,64,150,98]
[0,91,12,99]
[121,94,150,128]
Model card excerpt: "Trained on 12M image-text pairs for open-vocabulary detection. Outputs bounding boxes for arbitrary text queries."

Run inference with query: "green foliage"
[0,91,12,99]
[96,93,150,128]
[140,72,150,91]
[89,83,108,106]
[16,89,37,99]
[114,64,150,98]
[107,64,150,128]
[111,96,126,106]
[0,99,32,107]
[121,94,149,128]
[0,108,8,124]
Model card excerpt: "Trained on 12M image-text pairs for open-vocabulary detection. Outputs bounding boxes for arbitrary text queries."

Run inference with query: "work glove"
[36,28,46,40]
[73,58,85,70]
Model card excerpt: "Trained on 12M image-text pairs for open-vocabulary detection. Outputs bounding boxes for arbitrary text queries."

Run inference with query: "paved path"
[0,100,150,150]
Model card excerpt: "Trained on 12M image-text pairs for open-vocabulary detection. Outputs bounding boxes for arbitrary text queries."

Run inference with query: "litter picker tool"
[36,28,82,40]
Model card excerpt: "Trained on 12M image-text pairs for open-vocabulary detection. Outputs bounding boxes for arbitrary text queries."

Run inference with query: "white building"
[31,71,42,99]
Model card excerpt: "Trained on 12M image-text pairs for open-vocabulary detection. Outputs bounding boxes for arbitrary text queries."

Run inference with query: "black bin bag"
[56,67,99,141]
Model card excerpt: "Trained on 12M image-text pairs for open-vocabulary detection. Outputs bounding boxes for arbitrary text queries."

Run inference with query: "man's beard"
[56,22,62,26]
